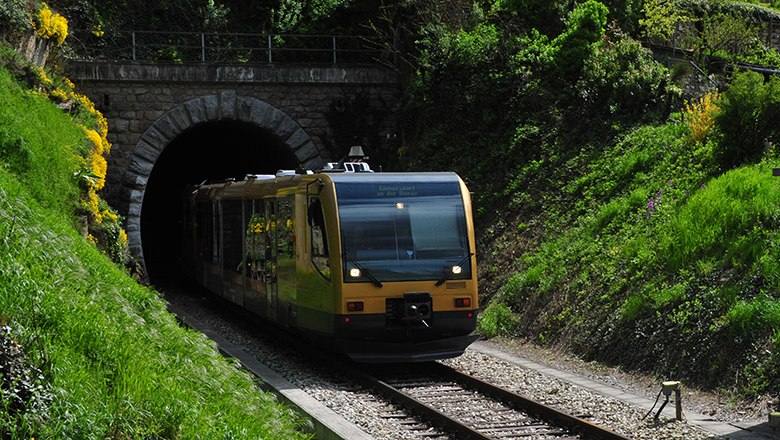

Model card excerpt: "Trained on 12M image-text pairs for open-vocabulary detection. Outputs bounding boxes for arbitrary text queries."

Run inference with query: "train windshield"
[335,177,471,283]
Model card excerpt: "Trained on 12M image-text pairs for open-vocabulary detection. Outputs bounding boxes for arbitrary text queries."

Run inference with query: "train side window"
[308,198,330,279]
[245,199,267,281]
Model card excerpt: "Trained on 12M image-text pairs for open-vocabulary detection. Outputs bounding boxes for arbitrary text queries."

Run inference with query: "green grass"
[495,119,780,396]
[0,67,85,217]
[0,63,310,438]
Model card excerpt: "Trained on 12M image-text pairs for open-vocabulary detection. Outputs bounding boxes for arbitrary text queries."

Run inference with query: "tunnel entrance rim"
[119,91,324,281]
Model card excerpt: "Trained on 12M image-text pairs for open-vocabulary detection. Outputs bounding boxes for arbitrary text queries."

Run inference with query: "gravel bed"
[441,351,715,439]
[480,338,771,426]
[162,287,727,439]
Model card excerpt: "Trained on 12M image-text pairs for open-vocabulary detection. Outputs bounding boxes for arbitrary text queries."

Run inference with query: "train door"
[292,188,334,334]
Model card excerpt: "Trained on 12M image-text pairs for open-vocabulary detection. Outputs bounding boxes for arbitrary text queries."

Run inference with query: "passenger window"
[308,198,330,279]
[245,199,268,281]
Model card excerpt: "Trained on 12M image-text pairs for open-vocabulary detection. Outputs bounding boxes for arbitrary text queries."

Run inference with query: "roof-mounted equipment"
[322,145,373,173]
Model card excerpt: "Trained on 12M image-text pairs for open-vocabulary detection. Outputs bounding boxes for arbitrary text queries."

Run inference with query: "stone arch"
[120,91,323,279]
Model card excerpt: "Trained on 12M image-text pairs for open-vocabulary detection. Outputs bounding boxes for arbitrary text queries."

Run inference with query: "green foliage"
[577,35,673,122]
[0,177,310,438]
[500,123,780,395]
[272,0,351,33]
[452,22,501,67]
[688,10,761,61]
[0,128,32,175]
[639,0,693,43]
[477,302,519,337]
[727,295,780,335]
[715,70,780,167]
[601,0,643,33]
[514,0,609,83]
[553,0,609,78]
[399,0,780,400]
[0,0,32,40]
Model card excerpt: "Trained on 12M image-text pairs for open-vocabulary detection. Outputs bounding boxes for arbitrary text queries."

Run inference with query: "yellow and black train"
[182,158,479,362]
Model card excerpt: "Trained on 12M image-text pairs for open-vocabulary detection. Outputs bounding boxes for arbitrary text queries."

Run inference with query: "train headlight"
[451,265,462,275]
[349,268,362,278]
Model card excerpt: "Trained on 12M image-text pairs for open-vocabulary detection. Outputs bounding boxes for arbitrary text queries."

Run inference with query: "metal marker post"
[201,33,206,62]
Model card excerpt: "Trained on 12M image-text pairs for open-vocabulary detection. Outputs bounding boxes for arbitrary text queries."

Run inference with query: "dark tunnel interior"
[141,120,300,285]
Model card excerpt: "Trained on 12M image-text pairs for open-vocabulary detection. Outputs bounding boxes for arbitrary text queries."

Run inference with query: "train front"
[329,172,480,362]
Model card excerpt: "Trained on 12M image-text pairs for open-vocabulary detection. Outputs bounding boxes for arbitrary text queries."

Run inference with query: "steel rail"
[326,356,632,440]
[255,319,632,440]
[335,360,495,440]
[426,362,632,440]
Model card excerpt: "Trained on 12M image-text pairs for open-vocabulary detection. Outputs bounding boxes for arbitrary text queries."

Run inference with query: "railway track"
[334,359,631,440]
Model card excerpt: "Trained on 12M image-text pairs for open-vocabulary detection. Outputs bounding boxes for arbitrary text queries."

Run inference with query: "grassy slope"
[0,68,310,438]
[481,118,780,397]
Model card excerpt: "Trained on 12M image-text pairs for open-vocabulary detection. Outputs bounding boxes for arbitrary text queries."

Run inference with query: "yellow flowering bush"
[684,91,720,145]
[34,3,68,46]
[31,66,52,86]
[25,63,128,267]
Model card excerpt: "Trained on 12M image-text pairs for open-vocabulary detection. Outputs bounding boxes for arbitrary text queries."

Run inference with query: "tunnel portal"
[141,120,300,284]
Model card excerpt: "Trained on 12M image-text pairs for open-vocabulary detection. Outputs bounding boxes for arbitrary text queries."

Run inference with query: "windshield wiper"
[435,253,473,287]
[343,252,383,288]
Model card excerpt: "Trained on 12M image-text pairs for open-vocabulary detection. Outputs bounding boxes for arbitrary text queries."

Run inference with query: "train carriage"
[182,159,480,362]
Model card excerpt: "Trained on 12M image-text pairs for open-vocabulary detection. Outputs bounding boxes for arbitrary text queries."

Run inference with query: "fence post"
[131,31,136,61]
[201,33,206,62]
[268,35,273,63]
[332,36,337,64]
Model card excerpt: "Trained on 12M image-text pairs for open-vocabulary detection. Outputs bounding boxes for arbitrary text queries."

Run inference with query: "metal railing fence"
[66,29,385,64]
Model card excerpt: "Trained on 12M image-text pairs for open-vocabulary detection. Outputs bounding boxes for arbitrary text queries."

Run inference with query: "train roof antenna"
[348,145,365,160]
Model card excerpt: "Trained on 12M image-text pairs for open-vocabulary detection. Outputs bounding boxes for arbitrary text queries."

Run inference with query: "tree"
[693,11,760,61]
[639,0,693,44]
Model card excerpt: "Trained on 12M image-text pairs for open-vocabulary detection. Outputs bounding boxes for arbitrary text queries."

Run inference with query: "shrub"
[0,0,31,41]
[515,0,609,84]
[715,70,780,166]
[684,91,719,144]
[477,302,519,338]
[553,0,609,76]
[33,3,68,47]
[578,35,672,122]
